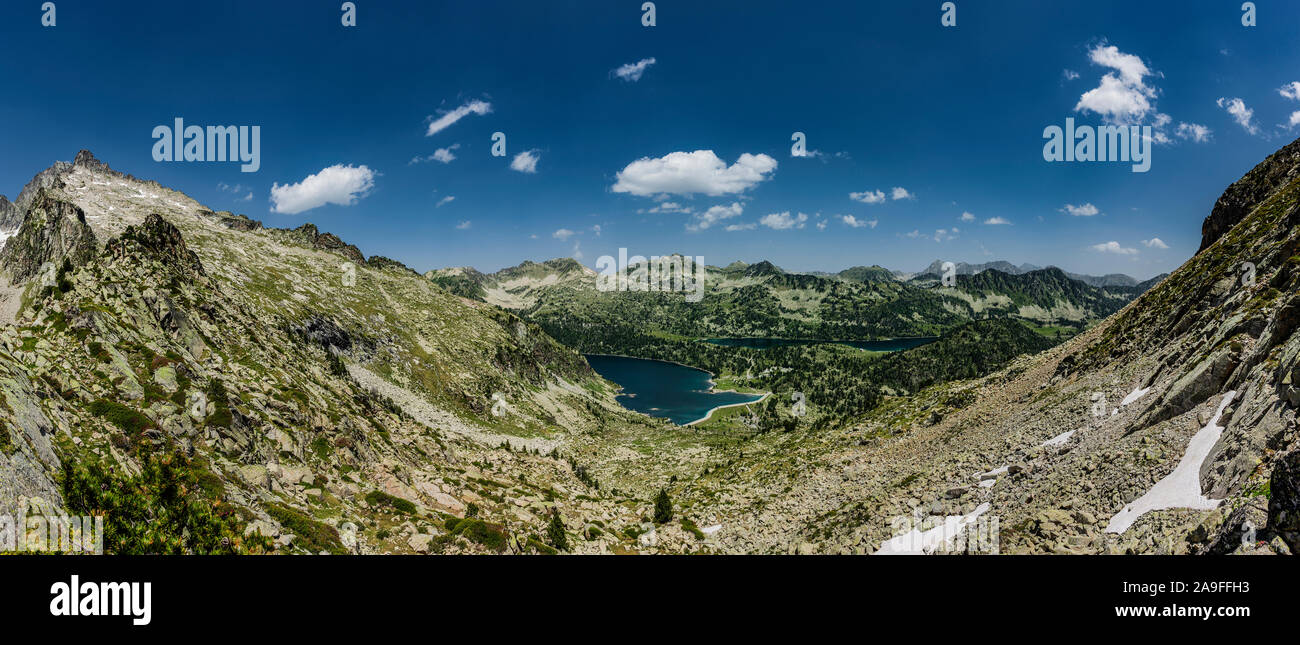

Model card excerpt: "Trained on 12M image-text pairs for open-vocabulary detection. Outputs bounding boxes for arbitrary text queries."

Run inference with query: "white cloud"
[1175,122,1212,142]
[410,145,461,164]
[612,150,777,197]
[552,228,576,241]
[1075,44,1157,124]
[1280,82,1300,101]
[591,224,602,236]
[270,164,376,215]
[687,202,743,232]
[724,222,756,232]
[759,211,808,230]
[436,195,456,208]
[1090,240,1138,255]
[1063,69,1080,81]
[959,211,976,222]
[933,228,957,242]
[1217,97,1259,135]
[1290,112,1300,129]
[511,150,540,173]
[1141,237,1169,249]
[840,214,877,229]
[849,189,886,204]
[455,220,472,230]
[571,240,583,261]
[612,57,657,82]
[425,99,492,137]
[983,216,1011,225]
[640,201,692,214]
[891,186,914,201]
[1061,203,1100,217]
[816,220,827,231]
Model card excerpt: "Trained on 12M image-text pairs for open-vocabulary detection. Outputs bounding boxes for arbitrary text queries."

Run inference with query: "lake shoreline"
[685,391,771,427]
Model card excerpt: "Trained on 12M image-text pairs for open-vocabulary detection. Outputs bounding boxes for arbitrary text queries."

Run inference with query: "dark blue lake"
[704,337,938,351]
[584,354,765,426]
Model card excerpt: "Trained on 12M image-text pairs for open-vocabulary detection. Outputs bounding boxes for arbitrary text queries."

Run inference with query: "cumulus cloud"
[425,99,492,137]
[270,164,376,215]
[411,144,460,165]
[1075,44,1157,123]
[686,202,743,232]
[552,228,576,241]
[959,211,976,222]
[849,189,886,204]
[640,201,692,214]
[1142,237,1169,249]
[1278,83,1300,129]
[612,57,656,82]
[933,228,958,242]
[436,195,455,208]
[511,150,540,173]
[840,214,877,229]
[891,187,914,201]
[1090,240,1138,255]
[1061,203,1100,217]
[725,222,756,232]
[759,211,808,230]
[612,150,777,197]
[455,220,472,230]
[983,216,1011,225]
[1217,97,1259,135]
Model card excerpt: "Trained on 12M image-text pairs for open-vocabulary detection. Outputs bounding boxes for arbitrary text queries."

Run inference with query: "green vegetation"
[88,399,153,435]
[60,453,266,554]
[365,490,417,515]
[547,509,569,551]
[265,503,346,554]
[654,489,673,524]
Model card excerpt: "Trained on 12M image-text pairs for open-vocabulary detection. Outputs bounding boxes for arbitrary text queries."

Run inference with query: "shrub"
[365,490,417,515]
[265,503,346,554]
[88,399,153,435]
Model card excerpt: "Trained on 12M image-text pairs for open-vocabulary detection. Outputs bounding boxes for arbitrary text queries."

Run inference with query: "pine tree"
[547,509,568,551]
[654,489,673,524]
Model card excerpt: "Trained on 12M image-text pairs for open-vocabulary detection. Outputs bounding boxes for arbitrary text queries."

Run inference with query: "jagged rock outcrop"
[0,188,97,283]
[106,213,206,278]
[1200,137,1300,251]
[0,195,19,232]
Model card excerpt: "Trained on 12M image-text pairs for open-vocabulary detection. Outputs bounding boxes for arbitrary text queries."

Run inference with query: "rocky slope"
[0,151,678,554]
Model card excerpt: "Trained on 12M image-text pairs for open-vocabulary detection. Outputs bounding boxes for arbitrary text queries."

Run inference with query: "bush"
[265,503,346,554]
[365,490,417,515]
[88,399,153,435]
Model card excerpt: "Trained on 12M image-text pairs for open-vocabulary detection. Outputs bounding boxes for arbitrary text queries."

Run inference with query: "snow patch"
[1105,391,1236,534]
[1041,429,1076,447]
[1121,386,1152,407]
[874,503,991,555]
[701,524,722,535]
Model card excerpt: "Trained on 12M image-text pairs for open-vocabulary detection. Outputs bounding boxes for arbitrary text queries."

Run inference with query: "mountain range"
[2,139,1299,556]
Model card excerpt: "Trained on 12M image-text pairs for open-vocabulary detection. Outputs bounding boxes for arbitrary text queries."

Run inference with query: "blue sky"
[2,0,1299,279]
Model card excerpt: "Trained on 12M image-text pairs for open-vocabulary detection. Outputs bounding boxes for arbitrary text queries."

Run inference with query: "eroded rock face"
[0,188,97,283]
[1200,138,1300,252]
[107,213,206,278]
[1268,449,1300,552]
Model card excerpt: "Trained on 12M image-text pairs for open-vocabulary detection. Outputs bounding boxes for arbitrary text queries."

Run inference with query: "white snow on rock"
[1105,391,1237,534]
[978,466,1009,480]
[701,524,722,535]
[1041,429,1076,447]
[874,503,991,555]
[1120,386,1152,407]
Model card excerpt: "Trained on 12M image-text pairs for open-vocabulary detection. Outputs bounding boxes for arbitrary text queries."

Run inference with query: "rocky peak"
[1201,136,1300,252]
[0,188,97,283]
[72,149,113,173]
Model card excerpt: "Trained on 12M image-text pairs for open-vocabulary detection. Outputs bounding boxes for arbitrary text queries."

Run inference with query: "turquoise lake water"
[704,337,938,351]
[584,354,764,426]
